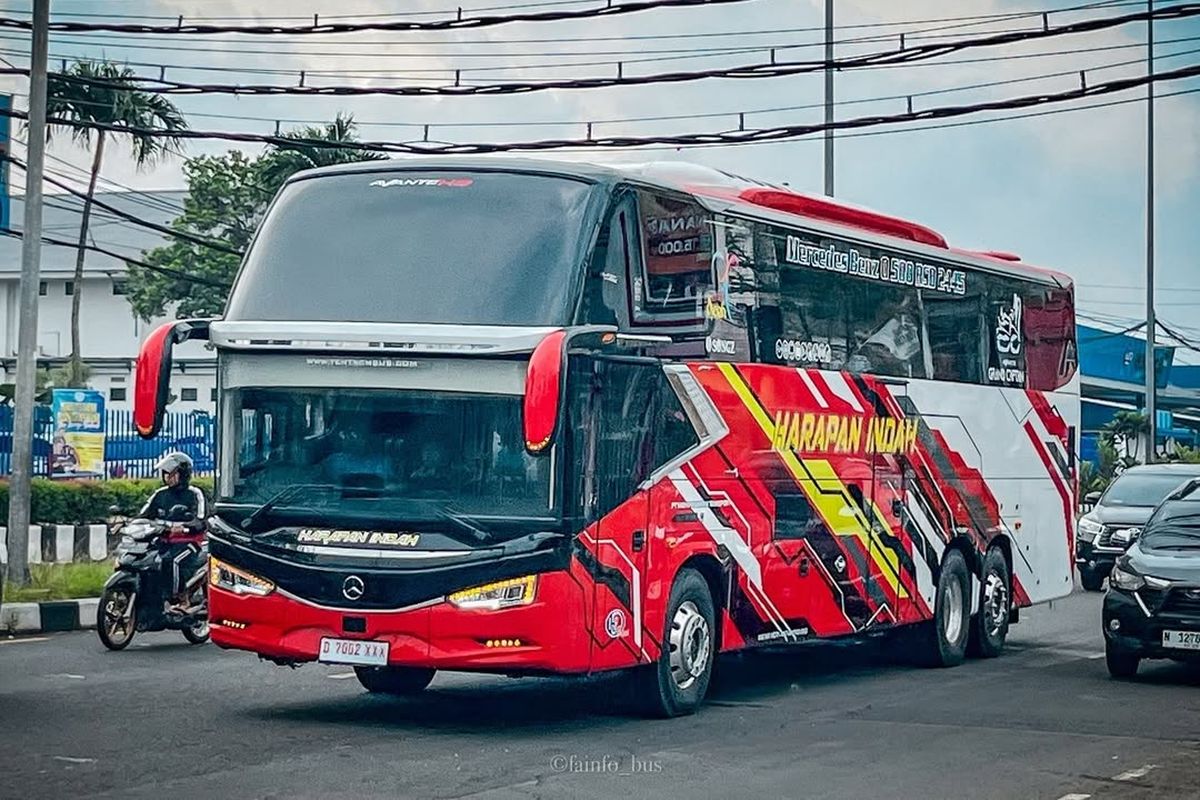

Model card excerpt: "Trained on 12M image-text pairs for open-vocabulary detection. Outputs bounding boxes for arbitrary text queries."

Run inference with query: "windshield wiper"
[240,484,340,533]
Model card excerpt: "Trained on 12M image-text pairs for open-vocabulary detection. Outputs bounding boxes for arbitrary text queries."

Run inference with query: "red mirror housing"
[523,330,567,455]
[134,319,210,439]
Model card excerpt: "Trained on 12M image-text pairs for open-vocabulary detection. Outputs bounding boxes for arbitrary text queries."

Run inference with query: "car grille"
[1160,588,1200,617]
[1096,526,1140,549]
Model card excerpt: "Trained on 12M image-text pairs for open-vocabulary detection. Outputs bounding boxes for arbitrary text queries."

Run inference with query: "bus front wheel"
[354,666,436,696]
[634,568,716,718]
[917,549,971,668]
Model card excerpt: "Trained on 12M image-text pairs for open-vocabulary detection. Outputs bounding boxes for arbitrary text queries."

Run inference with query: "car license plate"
[318,637,389,666]
[1161,630,1200,651]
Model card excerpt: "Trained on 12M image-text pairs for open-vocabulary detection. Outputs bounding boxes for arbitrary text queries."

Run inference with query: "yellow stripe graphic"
[716,363,907,599]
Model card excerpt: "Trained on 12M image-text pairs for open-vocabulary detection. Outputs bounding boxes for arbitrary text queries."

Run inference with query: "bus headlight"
[448,575,537,610]
[210,556,275,597]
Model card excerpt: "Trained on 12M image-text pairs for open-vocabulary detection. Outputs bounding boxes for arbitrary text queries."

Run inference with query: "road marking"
[47,673,86,680]
[1055,794,1091,800]
[1113,764,1157,781]
[328,672,356,680]
[53,756,97,765]
[0,636,49,645]
[1086,653,1105,659]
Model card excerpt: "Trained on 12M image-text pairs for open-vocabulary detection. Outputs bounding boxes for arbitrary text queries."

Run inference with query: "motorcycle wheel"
[97,586,137,651]
[182,619,210,645]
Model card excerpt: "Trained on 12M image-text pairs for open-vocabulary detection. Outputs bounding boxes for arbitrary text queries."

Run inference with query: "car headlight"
[448,575,537,610]
[1078,516,1103,541]
[209,556,275,597]
[1110,564,1144,592]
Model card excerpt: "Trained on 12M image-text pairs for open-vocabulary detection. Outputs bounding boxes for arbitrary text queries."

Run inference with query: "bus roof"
[287,156,1073,289]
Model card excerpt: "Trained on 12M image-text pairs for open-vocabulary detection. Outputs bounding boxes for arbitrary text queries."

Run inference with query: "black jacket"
[139,484,208,533]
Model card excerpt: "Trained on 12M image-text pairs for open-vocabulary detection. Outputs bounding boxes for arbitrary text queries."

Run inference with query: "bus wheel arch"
[677,554,727,653]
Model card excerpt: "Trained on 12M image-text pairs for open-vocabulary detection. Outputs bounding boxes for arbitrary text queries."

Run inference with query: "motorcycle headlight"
[210,556,275,597]
[448,575,537,610]
[1077,516,1103,541]
[1110,564,1145,592]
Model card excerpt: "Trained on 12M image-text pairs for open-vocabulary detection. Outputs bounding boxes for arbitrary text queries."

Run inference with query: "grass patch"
[3,562,111,603]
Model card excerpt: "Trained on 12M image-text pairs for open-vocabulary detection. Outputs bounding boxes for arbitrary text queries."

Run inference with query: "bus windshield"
[225,170,598,326]
[220,386,554,539]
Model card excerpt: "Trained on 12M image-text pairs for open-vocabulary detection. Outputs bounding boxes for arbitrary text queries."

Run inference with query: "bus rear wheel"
[917,549,970,668]
[634,568,715,718]
[967,547,1011,659]
[354,666,436,695]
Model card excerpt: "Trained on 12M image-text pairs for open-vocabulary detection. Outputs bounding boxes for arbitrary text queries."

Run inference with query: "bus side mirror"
[134,319,211,440]
[523,330,567,456]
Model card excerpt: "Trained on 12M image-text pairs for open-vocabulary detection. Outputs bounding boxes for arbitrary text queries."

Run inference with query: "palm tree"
[261,112,385,192]
[45,60,187,387]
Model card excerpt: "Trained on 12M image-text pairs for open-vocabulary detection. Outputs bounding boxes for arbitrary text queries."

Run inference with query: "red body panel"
[213,360,1074,675]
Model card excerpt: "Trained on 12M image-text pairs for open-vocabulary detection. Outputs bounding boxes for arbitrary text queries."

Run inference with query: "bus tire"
[967,547,1011,659]
[918,549,970,668]
[634,568,715,718]
[354,666,436,696]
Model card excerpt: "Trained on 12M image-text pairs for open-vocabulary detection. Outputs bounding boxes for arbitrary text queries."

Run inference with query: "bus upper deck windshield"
[225,169,600,326]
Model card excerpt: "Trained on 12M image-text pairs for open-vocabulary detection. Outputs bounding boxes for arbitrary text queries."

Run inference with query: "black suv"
[1102,477,1200,678]
[1076,463,1200,591]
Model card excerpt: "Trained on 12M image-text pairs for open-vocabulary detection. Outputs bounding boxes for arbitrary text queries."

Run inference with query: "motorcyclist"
[138,452,207,614]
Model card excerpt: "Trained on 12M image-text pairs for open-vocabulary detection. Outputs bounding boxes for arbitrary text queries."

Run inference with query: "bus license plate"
[1162,630,1200,651]
[318,637,389,666]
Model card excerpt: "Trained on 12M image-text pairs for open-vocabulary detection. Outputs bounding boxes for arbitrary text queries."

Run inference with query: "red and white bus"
[135,158,1079,716]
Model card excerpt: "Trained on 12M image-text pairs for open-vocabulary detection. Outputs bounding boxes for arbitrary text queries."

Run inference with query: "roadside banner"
[50,389,107,477]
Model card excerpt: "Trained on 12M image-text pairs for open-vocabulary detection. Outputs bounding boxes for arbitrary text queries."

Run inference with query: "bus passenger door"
[580,358,658,670]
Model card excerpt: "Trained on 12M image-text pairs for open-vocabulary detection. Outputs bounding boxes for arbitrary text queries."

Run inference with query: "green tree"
[45,60,187,385]
[1101,410,1149,464]
[127,114,382,320]
[127,151,275,320]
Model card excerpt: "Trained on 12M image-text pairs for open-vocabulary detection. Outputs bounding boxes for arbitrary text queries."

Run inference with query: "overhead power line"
[0,0,1142,24]
[12,4,1198,97]
[1,61,1196,154]
[11,43,1197,133]
[4,155,242,256]
[0,0,758,35]
[0,228,232,289]
[2,155,243,256]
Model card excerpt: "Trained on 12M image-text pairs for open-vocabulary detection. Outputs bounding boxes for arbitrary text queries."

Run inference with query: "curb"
[0,524,110,564]
[1,597,100,635]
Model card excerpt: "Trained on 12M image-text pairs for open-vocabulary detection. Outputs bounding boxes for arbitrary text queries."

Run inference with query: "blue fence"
[0,405,215,479]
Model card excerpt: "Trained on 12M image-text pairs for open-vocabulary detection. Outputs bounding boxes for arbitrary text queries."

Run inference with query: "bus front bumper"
[208,571,592,675]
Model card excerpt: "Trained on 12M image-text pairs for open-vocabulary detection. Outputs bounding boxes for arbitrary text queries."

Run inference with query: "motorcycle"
[97,504,210,651]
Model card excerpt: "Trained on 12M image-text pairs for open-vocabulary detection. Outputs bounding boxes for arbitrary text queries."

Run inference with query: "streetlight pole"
[5,0,50,587]
[823,0,834,197]
[1145,0,1157,463]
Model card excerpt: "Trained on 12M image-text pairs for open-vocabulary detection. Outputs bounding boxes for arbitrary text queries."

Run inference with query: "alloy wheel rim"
[668,600,711,691]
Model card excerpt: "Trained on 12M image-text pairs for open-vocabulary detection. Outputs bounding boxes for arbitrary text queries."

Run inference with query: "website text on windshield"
[134,159,1079,717]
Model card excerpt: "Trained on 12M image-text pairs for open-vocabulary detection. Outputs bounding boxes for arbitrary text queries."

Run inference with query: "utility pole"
[1144,0,1157,463]
[823,0,834,197]
[5,0,50,588]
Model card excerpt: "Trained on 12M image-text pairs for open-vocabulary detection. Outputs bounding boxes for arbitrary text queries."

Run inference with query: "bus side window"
[631,189,714,327]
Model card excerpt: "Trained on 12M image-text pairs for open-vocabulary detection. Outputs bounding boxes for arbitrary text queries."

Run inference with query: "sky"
[0,0,1197,355]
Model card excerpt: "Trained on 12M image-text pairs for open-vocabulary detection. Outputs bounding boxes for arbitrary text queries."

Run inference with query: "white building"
[0,190,216,412]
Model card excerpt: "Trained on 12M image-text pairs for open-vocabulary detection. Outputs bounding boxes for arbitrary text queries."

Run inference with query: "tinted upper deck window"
[226,170,597,326]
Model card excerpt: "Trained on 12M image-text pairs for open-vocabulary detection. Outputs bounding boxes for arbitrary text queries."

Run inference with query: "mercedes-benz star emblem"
[342,575,365,601]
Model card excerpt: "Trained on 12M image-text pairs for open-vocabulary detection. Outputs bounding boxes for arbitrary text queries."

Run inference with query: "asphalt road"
[2,587,1198,800]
